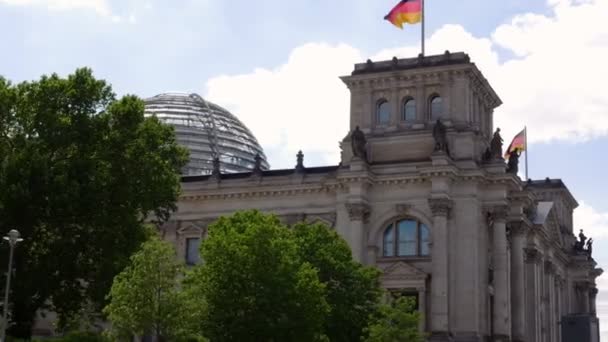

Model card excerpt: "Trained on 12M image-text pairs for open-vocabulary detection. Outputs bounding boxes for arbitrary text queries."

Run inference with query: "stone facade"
[161,52,602,342]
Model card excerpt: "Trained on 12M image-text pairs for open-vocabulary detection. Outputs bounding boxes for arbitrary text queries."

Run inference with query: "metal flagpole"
[421,0,425,56]
[525,126,529,180]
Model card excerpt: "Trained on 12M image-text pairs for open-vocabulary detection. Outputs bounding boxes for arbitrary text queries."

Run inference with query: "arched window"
[382,218,430,257]
[402,98,416,121]
[429,95,442,120]
[376,99,390,125]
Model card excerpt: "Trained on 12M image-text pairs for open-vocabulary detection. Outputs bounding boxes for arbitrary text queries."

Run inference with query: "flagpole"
[525,126,529,180]
[421,0,425,56]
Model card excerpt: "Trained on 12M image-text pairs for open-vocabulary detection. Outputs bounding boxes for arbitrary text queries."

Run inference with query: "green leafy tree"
[293,222,382,341]
[0,69,188,338]
[185,210,330,342]
[365,296,425,342]
[104,235,202,341]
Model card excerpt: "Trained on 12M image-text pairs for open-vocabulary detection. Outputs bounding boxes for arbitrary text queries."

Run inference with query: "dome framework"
[144,93,269,176]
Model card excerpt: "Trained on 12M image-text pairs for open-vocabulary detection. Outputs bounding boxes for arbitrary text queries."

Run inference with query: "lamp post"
[0,230,23,342]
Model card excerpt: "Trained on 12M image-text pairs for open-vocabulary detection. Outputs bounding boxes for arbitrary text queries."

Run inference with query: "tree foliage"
[185,211,330,342]
[365,296,425,342]
[0,69,188,338]
[104,235,202,341]
[292,222,382,342]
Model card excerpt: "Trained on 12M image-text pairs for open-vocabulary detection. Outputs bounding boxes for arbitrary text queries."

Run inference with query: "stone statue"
[586,238,594,257]
[295,150,305,172]
[490,128,504,159]
[506,150,520,174]
[252,153,262,174]
[211,156,221,177]
[579,229,587,246]
[574,229,588,252]
[351,126,368,162]
[432,119,449,155]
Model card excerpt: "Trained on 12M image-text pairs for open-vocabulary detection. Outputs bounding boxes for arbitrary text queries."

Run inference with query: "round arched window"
[383,219,430,257]
[377,99,390,125]
[402,98,416,121]
[429,95,442,120]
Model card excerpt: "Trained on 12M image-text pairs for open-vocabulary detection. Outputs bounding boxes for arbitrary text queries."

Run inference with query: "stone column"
[418,287,427,333]
[428,198,452,341]
[575,282,591,314]
[489,206,510,342]
[509,222,526,342]
[524,248,541,342]
[590,287,598,316]
[345,202,370,263]
[544,261,556,342]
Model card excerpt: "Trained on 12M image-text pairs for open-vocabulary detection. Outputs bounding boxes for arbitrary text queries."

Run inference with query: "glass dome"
[144,93,270,176]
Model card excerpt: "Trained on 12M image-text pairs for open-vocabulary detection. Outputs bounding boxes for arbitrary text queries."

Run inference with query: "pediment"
[177,222,206,236]
[381,261,428,281]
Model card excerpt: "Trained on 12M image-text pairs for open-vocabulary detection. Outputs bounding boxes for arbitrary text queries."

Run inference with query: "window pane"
[420,224,430,256]
[383,225,395,257]
[377,100,390,125]
[186,238,201,265]
[430,96,442,120]
[403,99,416,121]
[398,220,417,256]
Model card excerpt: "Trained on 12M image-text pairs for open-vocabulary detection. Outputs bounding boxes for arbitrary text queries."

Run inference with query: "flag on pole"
[384,0,422,29]
[505,128,526,159]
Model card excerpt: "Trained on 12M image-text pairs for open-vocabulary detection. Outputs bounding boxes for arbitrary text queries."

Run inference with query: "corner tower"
[340,52,501,164]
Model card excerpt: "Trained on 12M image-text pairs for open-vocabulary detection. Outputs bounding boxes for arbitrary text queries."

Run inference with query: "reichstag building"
[147,52,601,342]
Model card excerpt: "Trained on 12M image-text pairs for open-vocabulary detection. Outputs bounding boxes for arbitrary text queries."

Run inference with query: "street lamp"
[0,230,23,342]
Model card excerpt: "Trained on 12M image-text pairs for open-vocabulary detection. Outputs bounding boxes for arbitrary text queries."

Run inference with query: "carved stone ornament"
[507,221,526,236]
[523,247,541,264]
[395,203,412,214]
[486,205,509,223]
[346,203,370,222]
[428,198,452,217]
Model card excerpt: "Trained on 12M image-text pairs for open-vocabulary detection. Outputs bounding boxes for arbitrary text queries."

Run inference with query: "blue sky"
[2,0,608,336]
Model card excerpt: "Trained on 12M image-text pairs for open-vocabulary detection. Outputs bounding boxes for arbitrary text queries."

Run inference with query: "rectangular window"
[186,237,201,265]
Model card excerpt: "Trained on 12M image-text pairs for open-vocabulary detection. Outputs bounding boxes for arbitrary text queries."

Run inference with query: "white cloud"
[204,0,608,168]
[575,201,608,239]
[0,0,111,16]
[205,43,362,168]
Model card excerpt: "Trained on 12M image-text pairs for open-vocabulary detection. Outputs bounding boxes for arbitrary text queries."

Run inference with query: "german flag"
[505,128,526,159]
[384,0,422,29]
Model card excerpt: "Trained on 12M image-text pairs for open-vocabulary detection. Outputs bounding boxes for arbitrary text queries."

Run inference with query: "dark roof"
[181,165,340,183]
[351,51,471,76]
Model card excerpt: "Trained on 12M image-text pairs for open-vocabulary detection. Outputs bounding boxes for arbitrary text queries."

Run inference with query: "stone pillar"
[590,287,598,316]
[418,287,427,333]
[345,202,370,263]
[544,261,556,342]
[509,222,526,342]
[428,198,452,341]
[524,248,541,342]
[489,206,510,342]
[575,282,591,314]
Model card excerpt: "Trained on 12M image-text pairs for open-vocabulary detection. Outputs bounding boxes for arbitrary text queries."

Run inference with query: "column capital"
[345,202,370,222]
[544,260,556,274]
[523,247,541,264]
[485,205,509,222]
[428,198,452,217]
[507,221,528,236]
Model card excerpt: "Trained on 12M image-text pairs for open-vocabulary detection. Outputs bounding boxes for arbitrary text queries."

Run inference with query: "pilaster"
[428,198,453,340]
[345,202,370,263]
[508,221,527,342]
[487,205,510,342]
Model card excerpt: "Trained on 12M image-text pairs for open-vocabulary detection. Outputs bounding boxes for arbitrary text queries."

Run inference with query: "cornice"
[180,183,342,201]
[179,166,531,202]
